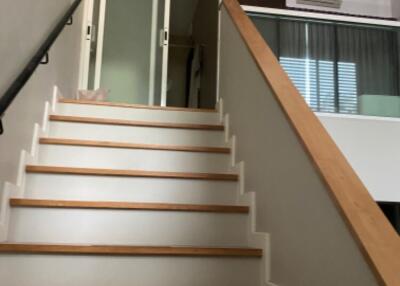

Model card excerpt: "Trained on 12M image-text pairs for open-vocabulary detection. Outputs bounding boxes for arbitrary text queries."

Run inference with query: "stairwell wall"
[0,0,84,185]
[219,6,380,286]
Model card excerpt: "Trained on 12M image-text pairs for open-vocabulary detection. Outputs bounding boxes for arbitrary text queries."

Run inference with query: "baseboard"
[0,85,62,241]
[224,111,273,284]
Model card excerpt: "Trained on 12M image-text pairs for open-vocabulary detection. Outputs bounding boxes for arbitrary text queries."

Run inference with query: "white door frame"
[78,0,106,91]
[94,0,106,89]
[78,0,95,90]
[160,0,171,107]
[149,0,159,105]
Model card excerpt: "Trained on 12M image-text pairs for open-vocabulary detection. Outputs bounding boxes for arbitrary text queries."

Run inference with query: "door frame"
[149,0,159,105]
[78,0,94,90]
[78,0,106,91]
[160,0,171,106]
[149,0,171,106]
[94,0,107,89]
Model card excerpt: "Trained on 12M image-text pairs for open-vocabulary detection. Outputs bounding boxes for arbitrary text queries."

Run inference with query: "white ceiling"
[170,0,199,36]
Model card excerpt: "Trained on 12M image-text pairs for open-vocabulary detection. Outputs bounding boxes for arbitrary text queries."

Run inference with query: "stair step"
[49,115,224,131]
[10,199,249,213]
[39,138,230,154]
[49,119,225,147]
[37,143,231,173]
[0,255,262,286]
[10,203,248,246]
[25,173,237,204]
[59,99,218,113]
[0,243,262,257]
[57,100,220,125]
[26,166,239,181]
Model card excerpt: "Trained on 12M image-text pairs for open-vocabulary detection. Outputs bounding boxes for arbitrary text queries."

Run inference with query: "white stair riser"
[58,103,221,124]
[49,122,226,147]
[38,145,231,173]
[25,174,238,205]
[9,208,248,246]
[0,255,262,286]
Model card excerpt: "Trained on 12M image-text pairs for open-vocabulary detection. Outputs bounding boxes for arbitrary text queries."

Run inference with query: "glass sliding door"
[80,0,172,105]
[100,0,154,104]
[151,0,171,106]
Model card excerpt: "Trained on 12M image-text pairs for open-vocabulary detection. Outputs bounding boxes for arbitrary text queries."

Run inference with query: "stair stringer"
[0,86,62,242]
[219,98,276,286]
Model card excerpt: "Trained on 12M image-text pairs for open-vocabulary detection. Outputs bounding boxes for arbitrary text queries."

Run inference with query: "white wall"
[0,0,84,184]
[286,0,393,18]
[319,113,400,203]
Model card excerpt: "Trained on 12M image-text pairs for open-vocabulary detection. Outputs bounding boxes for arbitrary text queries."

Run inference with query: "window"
[280,57,358,114]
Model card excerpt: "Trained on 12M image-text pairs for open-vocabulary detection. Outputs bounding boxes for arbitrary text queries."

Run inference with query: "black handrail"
[0,0,83,135]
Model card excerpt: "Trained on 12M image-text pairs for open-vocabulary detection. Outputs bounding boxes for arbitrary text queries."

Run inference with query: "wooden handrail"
[222,0,400,285]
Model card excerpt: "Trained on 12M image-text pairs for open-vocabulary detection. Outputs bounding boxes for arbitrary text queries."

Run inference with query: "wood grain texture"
[59,98,217,113]
[222,0,400,285]
[49,115,224,131]
[0,243,262,257]
[39,138,231,154]
[10,199,249,213]
[26,165,239,181]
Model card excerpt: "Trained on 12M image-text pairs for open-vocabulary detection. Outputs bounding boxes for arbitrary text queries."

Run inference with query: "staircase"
[0,95,267,285]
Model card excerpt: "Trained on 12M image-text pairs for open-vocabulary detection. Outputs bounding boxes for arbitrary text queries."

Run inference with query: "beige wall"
[0,0,84,184]
[219,7,379,286]
[192,0,219,109]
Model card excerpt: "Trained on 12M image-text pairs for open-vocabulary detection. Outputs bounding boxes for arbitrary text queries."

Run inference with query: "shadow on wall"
[0,1,83,184]
[192,0,219,109]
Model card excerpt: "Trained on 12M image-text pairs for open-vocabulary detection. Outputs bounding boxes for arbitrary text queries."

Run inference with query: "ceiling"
[169,0,199,36]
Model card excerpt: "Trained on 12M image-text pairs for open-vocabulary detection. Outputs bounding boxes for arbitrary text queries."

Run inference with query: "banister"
[222,0,400,285]
[0,0,83,135]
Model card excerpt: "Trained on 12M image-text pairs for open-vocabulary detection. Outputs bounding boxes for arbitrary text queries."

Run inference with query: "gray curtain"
[251,16,280,56]
[279,20,307,58]
[308,23,336,112]
[308,23,335,61]
[337,26,399,96]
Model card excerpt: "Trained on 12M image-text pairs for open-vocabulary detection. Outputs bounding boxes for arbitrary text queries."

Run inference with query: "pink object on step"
[78,88,109,101]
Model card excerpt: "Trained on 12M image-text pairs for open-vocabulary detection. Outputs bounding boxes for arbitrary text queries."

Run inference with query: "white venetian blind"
[280,57,358,114]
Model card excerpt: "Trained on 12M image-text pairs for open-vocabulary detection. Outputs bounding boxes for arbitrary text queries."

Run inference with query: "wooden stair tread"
[39,138,231,154]
[26,166,239,181]
[0,243,262,257]
[49,115,224,131]
[59,98,218,113]
[10,199,249,213]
